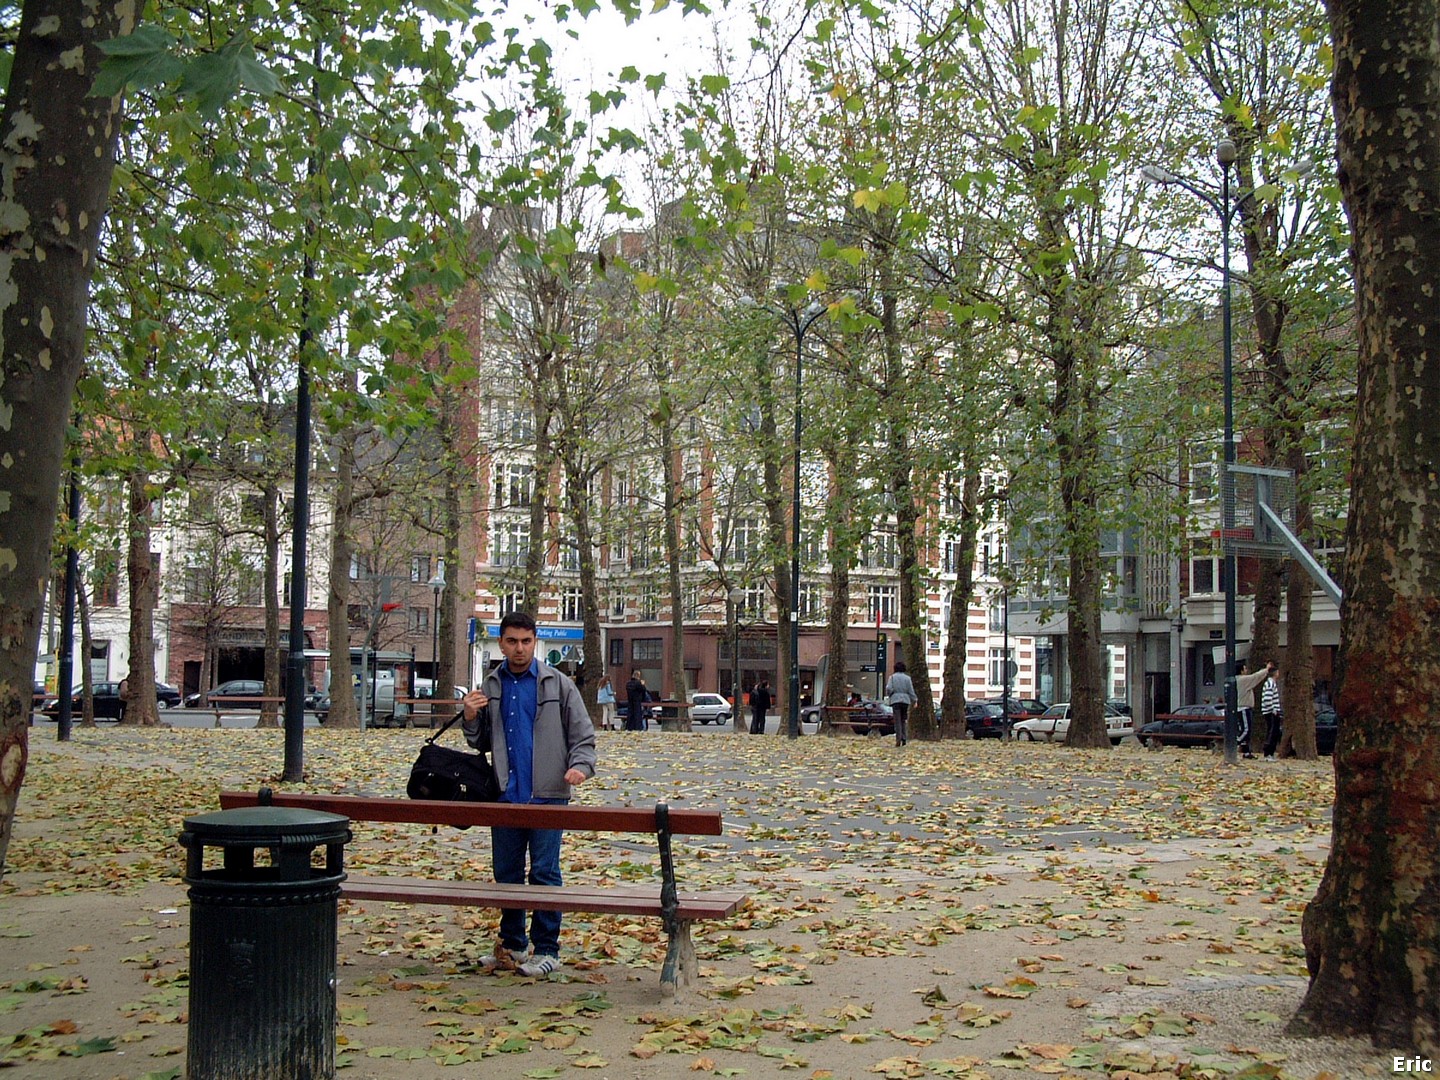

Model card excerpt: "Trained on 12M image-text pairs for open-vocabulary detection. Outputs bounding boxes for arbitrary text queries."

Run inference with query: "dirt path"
[0,727,1402,1079]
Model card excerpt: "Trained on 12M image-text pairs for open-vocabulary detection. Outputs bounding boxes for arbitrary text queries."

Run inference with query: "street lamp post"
[1139,137,1242,765]
[782,302,825,741]
[728,586,744,732]
[1217,138,1241,766]
[428,569,447,688]
[742,294,826,740]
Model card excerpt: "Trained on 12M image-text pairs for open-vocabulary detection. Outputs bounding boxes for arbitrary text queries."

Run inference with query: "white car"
[688,693,734,724]
[1013,702,1135,745]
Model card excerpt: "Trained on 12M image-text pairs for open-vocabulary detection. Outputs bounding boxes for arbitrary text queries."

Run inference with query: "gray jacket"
[463,661,596,800]
[886,671,917,706]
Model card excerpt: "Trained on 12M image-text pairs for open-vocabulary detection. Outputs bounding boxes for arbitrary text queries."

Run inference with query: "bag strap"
[425,707,468,745]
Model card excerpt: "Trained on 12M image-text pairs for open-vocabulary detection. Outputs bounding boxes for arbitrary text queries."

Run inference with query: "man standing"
[749,679,772,735]
[1261,663,1284,759]
[624,669,648,732]
[461,611,596,977]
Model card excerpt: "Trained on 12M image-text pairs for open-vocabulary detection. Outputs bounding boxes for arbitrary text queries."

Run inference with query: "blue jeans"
[491,824,564,956]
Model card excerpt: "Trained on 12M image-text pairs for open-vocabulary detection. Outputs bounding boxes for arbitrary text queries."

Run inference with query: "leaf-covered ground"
[0,727,1396,1079]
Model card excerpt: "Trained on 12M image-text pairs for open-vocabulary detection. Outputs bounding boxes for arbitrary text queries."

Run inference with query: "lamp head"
[1216,138,1238,167]
[1139,164,1176,184]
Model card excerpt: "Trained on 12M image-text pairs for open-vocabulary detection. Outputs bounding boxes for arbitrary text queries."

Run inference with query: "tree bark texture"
[0,0,137,875]
[1291,0,1440,1051]
[325,414,358,728]
[122,458,158,726]
[940,468,982,739]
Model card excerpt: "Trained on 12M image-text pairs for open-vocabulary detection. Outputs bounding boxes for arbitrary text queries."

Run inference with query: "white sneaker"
[479,943,532,972]
[519,954,561,977]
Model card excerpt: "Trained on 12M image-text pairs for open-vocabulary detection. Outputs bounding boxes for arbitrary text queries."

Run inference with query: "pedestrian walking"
[749,680,772,735]
[886,661,917,746]
[1261,664,1284,758]
[460,611,596,977]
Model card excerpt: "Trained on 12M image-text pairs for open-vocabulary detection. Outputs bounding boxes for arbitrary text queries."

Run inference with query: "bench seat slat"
[342,875,747,919]
[218,791,724,835]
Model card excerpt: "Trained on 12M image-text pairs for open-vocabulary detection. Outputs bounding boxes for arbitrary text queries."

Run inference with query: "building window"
[868,585,898,625]
[640,584,659,621]
[494,520,530,567]
[92,552,121,607]
[489,397,534,441]
[797,582,823,621]
[989,598,1006,633]
[498,586,526,615]
[861,529,898,570]
[1190,536,1220,594]
[240,493,265,527]
[728,517,762,565]
[684,585,701,620]
[633,638,663,662]
[493,463,534,509]
[562,587,584,622]
[410,607,429,633]
[1189,443,1218,503]
[410,555,431,583]
[988,647,1015,688]
[610,590,627,618]
[742,583,767,620]
[560,541,581,572]
[609,637,624,666]
[237,565,263,606]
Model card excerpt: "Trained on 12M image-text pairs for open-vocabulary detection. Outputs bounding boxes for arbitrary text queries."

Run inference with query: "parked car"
[983,696,1049,721]
[32,681,48,713]
[185,679,266,708]
[42,681,178,721]
[688,692,733,725]
[1106,698,1133,716]
[965,701,1010,739]
[1137,703,1225,748]
[1014,701,1133,745]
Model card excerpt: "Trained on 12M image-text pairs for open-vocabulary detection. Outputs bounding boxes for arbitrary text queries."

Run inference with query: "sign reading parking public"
[485,624,584,642]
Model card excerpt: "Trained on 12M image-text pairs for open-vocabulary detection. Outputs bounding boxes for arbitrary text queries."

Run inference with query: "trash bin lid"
[181,806,350,849]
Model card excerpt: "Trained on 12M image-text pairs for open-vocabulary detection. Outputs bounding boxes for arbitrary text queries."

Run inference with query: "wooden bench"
[382,698,458,729]
[217,789,746,998]
[205,695,286,726]
[822,705,885,735]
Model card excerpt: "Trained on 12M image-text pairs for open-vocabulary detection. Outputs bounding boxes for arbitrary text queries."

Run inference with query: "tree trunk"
[76,576,96,728]
[660,407,690,729]
[1249,561,1284,672]
[1281,565,1316,758]
[259,483,282,728]
[1290,0,1440,1051]
[122,460,159,727]
[0,0,135,875]
[325,412,358,728]
[1054,338,1108,750]
[941,469,983,738]
[823,439,861,731]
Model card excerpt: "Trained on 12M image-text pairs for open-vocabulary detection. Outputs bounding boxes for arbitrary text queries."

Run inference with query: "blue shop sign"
[485,624,585,642]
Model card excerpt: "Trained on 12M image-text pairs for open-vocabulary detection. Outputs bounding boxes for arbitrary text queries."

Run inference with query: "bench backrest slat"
[218,791,724,835]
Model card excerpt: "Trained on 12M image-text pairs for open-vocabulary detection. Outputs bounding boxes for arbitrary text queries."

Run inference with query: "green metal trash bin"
[180,801,351,1080]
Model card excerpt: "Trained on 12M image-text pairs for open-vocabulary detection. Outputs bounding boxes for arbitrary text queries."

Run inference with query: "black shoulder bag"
[406,709,502,802]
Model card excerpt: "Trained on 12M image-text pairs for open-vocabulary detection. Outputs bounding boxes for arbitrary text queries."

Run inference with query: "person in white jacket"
[1234,660,1275,760]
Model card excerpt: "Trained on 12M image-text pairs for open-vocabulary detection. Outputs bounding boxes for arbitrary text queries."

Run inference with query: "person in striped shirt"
[1260,663,1284,759]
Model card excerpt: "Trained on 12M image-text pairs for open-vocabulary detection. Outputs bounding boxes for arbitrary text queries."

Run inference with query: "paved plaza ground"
[0,724,1405,1078]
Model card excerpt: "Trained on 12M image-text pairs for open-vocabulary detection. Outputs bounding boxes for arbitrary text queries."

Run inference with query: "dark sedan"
[965,701,1010,739]
[1138,702,1225,748]
[43,681,178,721]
